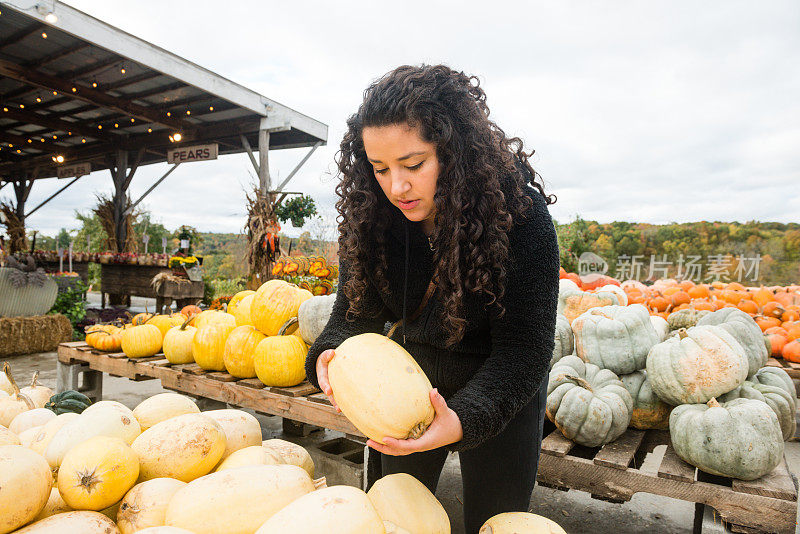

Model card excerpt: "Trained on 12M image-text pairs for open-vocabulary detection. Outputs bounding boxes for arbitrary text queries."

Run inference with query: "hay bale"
[0,314,73,357]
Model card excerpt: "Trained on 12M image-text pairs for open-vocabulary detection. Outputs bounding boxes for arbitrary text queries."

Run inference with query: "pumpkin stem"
[30,371,39,388]
[678,329,689,340]
[407,420,431,440]
[313,476,328,491]
[707,397,721,408]
[278,317,299,336]
[180,315,193,330]
[561,373,594,393]
[3,362,20,395]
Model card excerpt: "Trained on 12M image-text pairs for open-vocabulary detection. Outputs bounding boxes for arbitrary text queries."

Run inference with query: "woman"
[304,64,560,532]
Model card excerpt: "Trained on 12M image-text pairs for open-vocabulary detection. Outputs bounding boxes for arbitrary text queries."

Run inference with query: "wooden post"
[111,149,129,253]
[258,129,270,198]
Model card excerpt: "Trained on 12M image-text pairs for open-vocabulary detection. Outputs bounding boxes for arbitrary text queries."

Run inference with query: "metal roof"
[0,0,327,181]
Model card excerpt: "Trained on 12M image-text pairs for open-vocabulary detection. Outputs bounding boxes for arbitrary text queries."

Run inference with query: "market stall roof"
[0,0,328,182]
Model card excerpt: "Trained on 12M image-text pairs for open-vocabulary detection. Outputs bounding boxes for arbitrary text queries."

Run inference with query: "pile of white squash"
[117,279,337,390]
[1,389,565,533]
[548,278,793,481]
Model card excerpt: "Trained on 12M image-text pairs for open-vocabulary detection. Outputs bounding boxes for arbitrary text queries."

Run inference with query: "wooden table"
[56,342,799,532]
[99,264,172,308]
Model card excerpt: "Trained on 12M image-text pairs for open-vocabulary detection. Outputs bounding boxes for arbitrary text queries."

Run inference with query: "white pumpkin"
[0,369,14,395]
[202,409,262,461]
[367,473,450,534]
[20,372,53,408]
[0,364,35,427]
[133,393,199,431]
[255,485,385,534]
[297,294,336,345]
[165,465,315,534]
[45,403,141,469]
[10,407,56,435]
[650,315,670,341]
[0,445,53,534]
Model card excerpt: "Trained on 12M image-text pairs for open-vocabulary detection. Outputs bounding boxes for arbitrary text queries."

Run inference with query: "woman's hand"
[367,389,463,456]
[316,349,340,412]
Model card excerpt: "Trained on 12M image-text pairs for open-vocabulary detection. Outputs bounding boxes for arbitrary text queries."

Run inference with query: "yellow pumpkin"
[122,324,163,358]
[0,445,53,533]
[367,473,450,534]
[131,413,226,482]
[57,435,139,511]
[194,310,236,330]
[253,319,308,387]
[192,324,235,371]
[251,280,312,336]
[132,393,199,431]
[233,294,255,327]
[117,478,187,534]
[223,325,267,378]
[329,333,435,444]
[146,315,181,338]
[228,290,255,318]
[162,319,197,365]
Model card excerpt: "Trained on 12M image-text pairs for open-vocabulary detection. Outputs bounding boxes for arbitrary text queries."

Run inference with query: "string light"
[114,123,119,128]
[166,111,171,117]
[81,138,86,143]
[27,139,32,143]
[92,80,98,88]
[209,106,214,111]
[97,125,102,129]
[40,138,45,142]
[7,144,12,148]
[147,128,152,133]
[41,32,47,39]
[52,135,57,139]
[16,149,21,153]
[169,132,182,143]
[35,95,42,103]
[19,104,24,108]
[51,155,64,163]
[44,12,58,24]
[71,87,77,93]
[52,91,57,96]
[67,131,72,135]
[130,118,135,123]
[2,107,7,112]
[186,110,191,115]
[120,64,126,74]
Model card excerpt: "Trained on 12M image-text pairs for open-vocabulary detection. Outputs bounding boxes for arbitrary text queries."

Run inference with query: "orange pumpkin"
[762,302,786,320]
[775,292,800,308]
[726,282,746,291]
[565,272,582,288]
[711,281,726,290]
[650,296,670,313]
[670,291,691,307]
[736,300,759,315]
[662,287,681,297]
[755,316,782,332]
[132,312,155,326]
[767,333,787,358]
[688,285,711,299]
[181,304,202,317]
[678,280,695,292]
[559,267,568,279]
[690,299,715,311]
[783,340,800,363]
[781,309,799,323]
[785,322,800,342]
[752,287,775,308]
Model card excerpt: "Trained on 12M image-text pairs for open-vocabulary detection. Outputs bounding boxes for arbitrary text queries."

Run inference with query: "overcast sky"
[6,0,799,239]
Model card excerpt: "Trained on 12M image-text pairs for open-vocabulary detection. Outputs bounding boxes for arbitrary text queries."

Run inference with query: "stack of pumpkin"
[1,387,565,533]
[106,280,338,390]
[551,276,796,481]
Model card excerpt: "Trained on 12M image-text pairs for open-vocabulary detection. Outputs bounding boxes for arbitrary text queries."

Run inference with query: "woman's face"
[362,123,440,232]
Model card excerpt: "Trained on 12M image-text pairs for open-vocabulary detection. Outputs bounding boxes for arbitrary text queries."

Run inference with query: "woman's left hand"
[367,388,463,456]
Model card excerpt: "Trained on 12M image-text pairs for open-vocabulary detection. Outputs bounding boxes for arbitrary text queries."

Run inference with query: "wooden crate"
[57,342,359,436]
[538,425,798,533]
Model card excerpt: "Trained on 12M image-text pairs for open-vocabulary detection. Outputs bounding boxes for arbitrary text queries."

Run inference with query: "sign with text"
[167,143,218,164]
[57,162,91,179]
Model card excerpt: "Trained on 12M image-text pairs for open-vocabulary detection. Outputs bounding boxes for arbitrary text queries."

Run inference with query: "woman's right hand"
[316,349,340,412]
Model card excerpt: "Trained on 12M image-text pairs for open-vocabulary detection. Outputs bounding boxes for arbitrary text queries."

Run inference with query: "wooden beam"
[0,131,70,153]
[26,43,91,69]
[0,59,194,132]
[103,71,161,91]
[0,23,44,50]
[258,129,270,195]
[1,54,121,102]
[275,141,322,192]
[240,134,259,174]
[124,163,180,217]
[1,106,117,141]
[25,176,82,218]
[123,148,145,191]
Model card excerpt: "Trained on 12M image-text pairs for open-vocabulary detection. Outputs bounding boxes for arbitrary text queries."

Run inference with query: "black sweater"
[305,173,560,452]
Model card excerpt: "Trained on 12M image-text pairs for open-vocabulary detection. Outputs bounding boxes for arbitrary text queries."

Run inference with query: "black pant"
[380,375,549,534]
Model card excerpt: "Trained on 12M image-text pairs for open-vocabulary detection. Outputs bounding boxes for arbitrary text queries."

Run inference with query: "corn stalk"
[0,201,26,253]
[93,193,138,253]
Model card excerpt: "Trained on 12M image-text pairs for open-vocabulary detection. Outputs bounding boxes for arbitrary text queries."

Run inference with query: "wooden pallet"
[537,425,798,534]
[766,357,800,380]
[57,342,359,436]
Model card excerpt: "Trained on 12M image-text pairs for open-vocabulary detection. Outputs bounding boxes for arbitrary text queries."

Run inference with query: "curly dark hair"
[336,64,556,346]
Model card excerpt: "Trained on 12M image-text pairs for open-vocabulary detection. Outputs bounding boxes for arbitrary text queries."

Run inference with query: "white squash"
[20,372,53,408]
[136,527,195,534]
[367,473,450,534]
[263,438,315,477]
[0,445,53,534]
[133,393,199,431]
[10,407,56,435]
[214,445,283,471]
[0,368,13,395]
[329,333,435,444]
[30,412,79,456]
[57,436,139,510]
[45,403,141,469]
[132,413,226,482]
[12,511,121,533]
[117,478,187,534]
[478,512,567,534]
[0,363,35,427]
[165,464,315,534]
[18,425,44,448]
[33,488,72,521]
[0,424,20,446]
[203,408,262,461]
[82,399,133,416]
[255,485,385,534]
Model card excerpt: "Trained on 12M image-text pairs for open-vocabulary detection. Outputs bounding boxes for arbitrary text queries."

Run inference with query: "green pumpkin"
[667,308,710,331]
[720,382,795,440]
[696,308,768,377]
[619,370,672,430]
[669,397,783,480]
[0,267,58,318]
[297,294,336,345]
[646,326,748,405]
[546,355,633,447]
[44,390,92,415]
[572,304,660,375]
[550,314,574,369]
